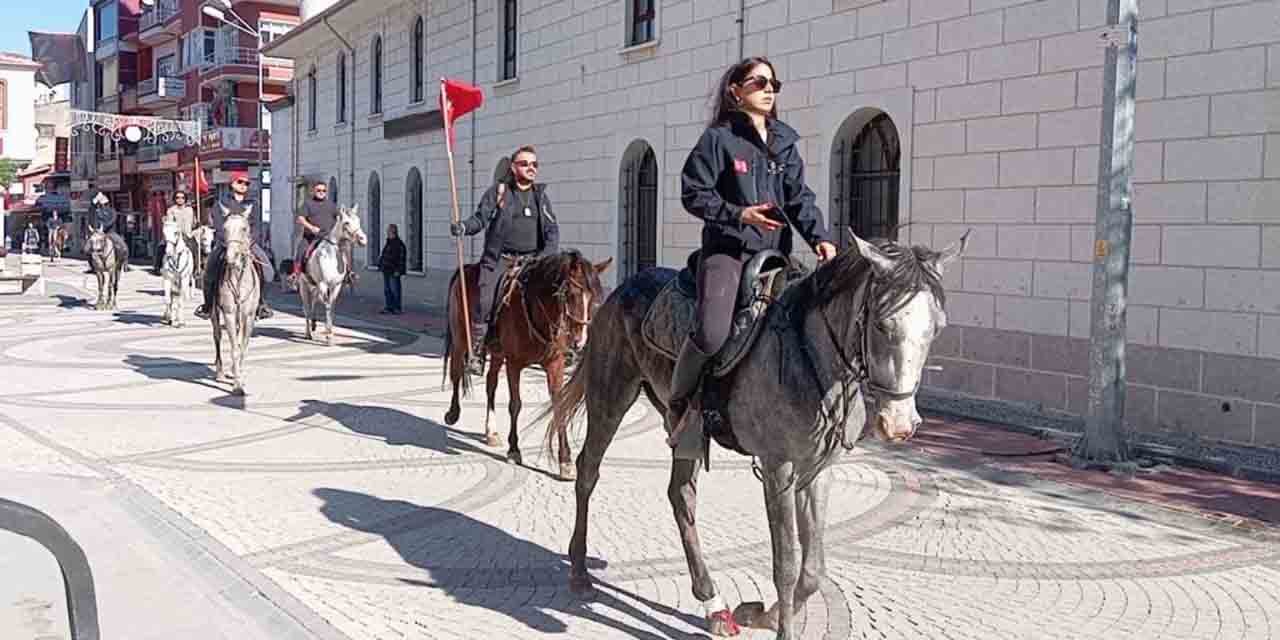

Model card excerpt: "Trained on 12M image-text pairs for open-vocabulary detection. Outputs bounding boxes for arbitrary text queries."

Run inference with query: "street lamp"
[200,2,267,227]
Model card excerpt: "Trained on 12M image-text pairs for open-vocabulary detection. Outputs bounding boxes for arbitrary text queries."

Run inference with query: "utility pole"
[1075,0,1139,467]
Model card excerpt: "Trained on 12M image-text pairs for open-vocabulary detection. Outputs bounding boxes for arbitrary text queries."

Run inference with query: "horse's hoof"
[569,574,597,600]
[444,407,460,426]
[506,449,523,466]
[708,609,742,636]
[485,432,502,447]
[732,601,777,631]
[558,462,577,482]
[233,386,246,397]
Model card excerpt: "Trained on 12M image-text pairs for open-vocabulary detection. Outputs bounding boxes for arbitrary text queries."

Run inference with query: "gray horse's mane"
[787,239,946,321]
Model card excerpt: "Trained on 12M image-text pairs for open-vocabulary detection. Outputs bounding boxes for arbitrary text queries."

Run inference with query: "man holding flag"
[450,145,560,375]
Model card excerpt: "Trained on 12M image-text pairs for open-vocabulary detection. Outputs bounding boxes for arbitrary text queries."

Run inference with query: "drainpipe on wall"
[323,15,356,208]
[469,0,479,260]
[736,0,746,60]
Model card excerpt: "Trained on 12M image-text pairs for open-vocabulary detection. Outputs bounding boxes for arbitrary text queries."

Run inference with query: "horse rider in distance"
[194,170,275,321]
[288,180,341,289]
[450,144,561,376]
[89,192,130,271]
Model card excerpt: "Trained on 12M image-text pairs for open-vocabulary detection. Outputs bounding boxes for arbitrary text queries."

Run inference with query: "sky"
[1,0,88,59]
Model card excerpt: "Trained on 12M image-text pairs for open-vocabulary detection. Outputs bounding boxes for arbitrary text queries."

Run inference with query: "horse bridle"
[524,266,595,352]
[813,280,922,403]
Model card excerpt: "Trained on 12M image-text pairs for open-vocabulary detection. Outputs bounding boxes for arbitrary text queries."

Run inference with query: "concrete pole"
[1076,0,1139,465]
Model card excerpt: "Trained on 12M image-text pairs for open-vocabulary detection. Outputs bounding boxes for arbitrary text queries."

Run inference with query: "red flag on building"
[194,159,210,195]
[439,78,483,151]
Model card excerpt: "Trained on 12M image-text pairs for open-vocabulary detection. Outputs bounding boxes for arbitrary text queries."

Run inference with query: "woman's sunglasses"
[739,75,782,93]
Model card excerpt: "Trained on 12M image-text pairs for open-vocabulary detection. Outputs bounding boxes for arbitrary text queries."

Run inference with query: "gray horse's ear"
[848,229,894,273]
[933,229,970,274]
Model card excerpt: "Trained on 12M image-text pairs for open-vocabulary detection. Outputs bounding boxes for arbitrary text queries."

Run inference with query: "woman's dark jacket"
[457,182,560,265]
[681,111,830,257]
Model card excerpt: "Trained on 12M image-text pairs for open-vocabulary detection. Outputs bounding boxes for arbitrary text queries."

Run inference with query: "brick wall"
[278,0,1280,449]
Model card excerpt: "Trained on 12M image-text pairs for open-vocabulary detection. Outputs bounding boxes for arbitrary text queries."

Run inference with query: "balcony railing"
[200,48,294,74]
[138,76,186,103]
[139,0,179,31]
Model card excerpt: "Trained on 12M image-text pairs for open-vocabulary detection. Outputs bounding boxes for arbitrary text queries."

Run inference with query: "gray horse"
[543,232,966,639]
[211,206,261,395]
[87,227,128,311]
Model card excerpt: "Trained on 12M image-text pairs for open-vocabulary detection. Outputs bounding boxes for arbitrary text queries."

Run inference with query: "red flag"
[439,78,483,150]
[194,157,210,195]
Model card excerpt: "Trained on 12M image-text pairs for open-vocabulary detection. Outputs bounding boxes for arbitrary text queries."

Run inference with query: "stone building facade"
[264,0,1280,451]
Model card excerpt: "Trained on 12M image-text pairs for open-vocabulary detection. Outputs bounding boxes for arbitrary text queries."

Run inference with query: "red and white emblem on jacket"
[733,158,750,174]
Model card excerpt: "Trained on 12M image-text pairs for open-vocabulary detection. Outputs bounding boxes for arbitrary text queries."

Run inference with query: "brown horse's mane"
[522,249,603,301]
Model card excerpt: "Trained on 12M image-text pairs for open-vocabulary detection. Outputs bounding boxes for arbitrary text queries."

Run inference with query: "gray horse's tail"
[443,268,472,396]
[539,341,589,461]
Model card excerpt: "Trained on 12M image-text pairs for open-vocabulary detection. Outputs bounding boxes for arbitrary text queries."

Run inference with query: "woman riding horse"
[671,56,837,438]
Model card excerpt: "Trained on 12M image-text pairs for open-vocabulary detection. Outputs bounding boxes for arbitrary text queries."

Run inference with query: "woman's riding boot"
[667,338,714,434]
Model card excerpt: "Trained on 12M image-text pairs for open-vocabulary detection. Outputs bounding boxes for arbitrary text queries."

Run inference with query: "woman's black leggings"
[692,253,743,356]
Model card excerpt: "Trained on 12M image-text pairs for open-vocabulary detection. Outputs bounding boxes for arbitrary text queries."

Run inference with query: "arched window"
[367,172,382,264]
[370,36,383,114]
[411,16,424,103]
[499,0,517,81]
[830,111,900,246]
[336,52,347,123]
[405,167,423,272]
[307,66,317,130]
[619,140,658,277]
[328,176,339,204]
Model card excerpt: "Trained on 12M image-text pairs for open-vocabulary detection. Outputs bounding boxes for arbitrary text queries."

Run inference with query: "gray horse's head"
[846,231,967,442]
[221,203,254,260]
[336,205,368,247]
[87,227,108,254]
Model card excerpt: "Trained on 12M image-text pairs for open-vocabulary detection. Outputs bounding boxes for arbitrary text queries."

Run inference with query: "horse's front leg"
[227,313,245,395]
[325,295,336,346]
[484,351,504,448]
[213,317,227,382]
[95,271,106,310]
[753,460,801,639]
[793,469,831,612]
[300,286,314,340]
[504,362,523,460]
[545,355,574,480]
[163,277,174,324]
[669,457,738,636]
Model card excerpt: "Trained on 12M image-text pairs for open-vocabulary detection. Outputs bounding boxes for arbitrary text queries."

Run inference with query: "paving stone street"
[2,259,1280,640]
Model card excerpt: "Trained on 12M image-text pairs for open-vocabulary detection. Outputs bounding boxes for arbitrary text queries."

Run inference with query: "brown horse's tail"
[539,342,590,461]
[442,268,472,397]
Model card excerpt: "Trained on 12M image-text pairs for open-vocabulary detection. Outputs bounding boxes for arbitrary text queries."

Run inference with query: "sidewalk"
[273,276,1280,531]
[0,471,323,640]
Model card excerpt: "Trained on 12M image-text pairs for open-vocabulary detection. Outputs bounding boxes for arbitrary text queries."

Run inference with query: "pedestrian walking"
[379,224,407,314]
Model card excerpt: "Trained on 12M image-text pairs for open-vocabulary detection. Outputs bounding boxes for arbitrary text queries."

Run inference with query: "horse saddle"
[489,255,536,325]
[641,249,803,379]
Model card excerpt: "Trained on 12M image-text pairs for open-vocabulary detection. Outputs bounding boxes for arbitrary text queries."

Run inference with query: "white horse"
[212,205,261,395]
[161,217,194,327]
[299,205,367,345]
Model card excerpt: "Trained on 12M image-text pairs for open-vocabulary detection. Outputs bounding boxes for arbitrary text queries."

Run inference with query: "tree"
[0,158,20,196]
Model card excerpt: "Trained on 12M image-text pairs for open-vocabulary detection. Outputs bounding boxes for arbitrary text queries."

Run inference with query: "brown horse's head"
[524,251,613,352]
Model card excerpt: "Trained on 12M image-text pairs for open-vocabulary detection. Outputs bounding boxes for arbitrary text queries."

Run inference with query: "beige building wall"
[277,0,1280,449]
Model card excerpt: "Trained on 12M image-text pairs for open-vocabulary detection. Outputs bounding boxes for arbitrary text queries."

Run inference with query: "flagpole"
[442,79,474,359]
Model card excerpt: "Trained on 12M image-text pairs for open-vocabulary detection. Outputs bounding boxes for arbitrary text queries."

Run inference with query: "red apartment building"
[92,0,296,257]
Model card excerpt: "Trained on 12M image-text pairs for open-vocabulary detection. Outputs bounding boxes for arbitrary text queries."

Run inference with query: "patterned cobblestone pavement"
[2,260,1279,639]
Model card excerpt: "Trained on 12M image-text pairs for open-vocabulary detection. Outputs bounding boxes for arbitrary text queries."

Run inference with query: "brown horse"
[48,224,69,263]
[443,250,611,479]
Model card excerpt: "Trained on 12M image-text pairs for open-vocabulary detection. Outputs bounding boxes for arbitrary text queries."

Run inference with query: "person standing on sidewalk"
[379,224,407,314]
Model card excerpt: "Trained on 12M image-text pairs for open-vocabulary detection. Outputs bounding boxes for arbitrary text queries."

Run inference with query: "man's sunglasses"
[740,75,782,93]
[234,179,250,185]
[514,160,538,168]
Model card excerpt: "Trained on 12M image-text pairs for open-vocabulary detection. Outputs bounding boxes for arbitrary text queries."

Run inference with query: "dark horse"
[542,232,966,639]
[444,250,612,479]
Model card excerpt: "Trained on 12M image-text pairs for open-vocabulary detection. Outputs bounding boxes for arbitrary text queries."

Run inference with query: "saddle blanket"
[640,278,772,379]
